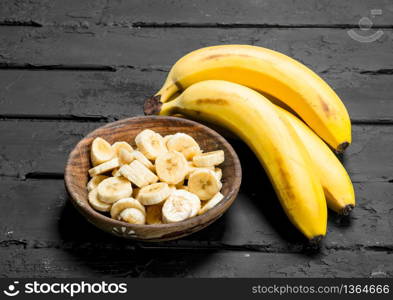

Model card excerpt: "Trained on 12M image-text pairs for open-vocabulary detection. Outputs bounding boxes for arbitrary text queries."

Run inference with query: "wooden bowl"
[65,116,242,242]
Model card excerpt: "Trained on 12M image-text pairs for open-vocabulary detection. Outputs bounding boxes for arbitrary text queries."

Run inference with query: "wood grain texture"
[1,173,392,249]
[0,27,392,73]
[1,0,392,26]
[0,247,392,278]
[0,121,391,183]
[65,116,241,241]
[0,69,392,122]
[1,0,392,278]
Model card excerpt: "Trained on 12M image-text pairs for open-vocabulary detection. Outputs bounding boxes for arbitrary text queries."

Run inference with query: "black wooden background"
[0,0,392,277]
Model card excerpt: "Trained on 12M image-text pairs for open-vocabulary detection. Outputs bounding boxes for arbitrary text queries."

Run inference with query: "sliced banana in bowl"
[137,182,172,205]
[65,116,241,241]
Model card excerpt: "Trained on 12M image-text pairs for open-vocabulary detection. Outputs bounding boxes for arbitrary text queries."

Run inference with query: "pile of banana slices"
[87,129,225,225]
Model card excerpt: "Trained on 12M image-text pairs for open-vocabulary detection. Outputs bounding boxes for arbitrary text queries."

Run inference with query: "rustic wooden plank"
[0,173,392,249]
[0,121,391,182]
[0,27,392,73]
[0,246,391,277]
[1,0,392,26]
[0,69,164,120]
[0,70,392,122]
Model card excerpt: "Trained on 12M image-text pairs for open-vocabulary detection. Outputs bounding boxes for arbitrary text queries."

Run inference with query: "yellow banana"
[147,44,351,152]
[276,106,355,215]
[148,80,327,241]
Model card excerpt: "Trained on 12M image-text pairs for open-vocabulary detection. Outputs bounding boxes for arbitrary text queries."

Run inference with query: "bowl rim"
[64,115,242,231]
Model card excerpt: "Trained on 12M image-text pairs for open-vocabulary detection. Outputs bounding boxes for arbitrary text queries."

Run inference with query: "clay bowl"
[65,116,242,242]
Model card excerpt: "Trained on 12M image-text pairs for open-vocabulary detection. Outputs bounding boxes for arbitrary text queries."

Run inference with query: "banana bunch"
[144,45,355,242]
[86,131,226,225]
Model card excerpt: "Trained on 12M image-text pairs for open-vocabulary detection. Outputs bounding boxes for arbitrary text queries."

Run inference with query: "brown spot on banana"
[196,98,228,105]
[318,94,331,116]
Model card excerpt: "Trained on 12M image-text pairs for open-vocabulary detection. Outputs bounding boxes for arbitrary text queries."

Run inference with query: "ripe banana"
[166,133,201,160]
[91,137,115,166]
[155,150,188,184]
[137,182,172,205]
[188,169,222,200]
[135,129,167,160]
[150,80,327,240]
[97,176,133,204]
[276,106,355,214]
[192,150,225,167]
[147,45,351,152]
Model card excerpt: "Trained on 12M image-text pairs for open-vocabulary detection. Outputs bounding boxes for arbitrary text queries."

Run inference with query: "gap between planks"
[1,238,392,254]
[1,171,393,183]
[0,63,392,76]
[1,21,393,29]
[2,115,393,125]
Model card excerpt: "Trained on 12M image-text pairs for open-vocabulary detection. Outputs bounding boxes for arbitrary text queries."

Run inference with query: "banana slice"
[192,150,225,167]
[119,208,146,225]
[186,161,214,179]
[111,168,121,177]
[87,175,108,192]
[146,204,163,224]
[162,193,192,223]
[91,137,115,166]
[137,182,172,205]
[155,151,188,184]
[88,188,112,212]
[132,150,155,171]
[135,129,167,160]
[110,197,146,219]
[175,189,201,217]
[188,169,222,200]
[214,168,222,181]
[198,192,224,215]
[166,133,201,160]
[163,134,174,146]
[88,158,120,176]
[112,141,133,157]
[118,148,134,165]
[119,160,158,188]
[97,176,132,204]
